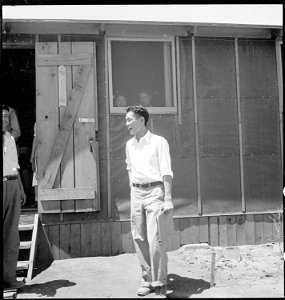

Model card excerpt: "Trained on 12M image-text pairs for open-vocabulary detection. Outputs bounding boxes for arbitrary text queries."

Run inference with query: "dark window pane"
[110,40,174,108]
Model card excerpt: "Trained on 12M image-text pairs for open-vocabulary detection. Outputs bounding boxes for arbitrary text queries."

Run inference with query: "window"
[108,38,177,114]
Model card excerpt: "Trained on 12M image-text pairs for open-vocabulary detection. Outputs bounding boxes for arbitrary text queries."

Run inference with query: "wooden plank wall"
[43,213,283,260]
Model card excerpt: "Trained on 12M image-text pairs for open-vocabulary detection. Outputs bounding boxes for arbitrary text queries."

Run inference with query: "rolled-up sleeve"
[157,137,173,180]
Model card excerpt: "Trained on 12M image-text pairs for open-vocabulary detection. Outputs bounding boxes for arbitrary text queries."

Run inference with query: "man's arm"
[162,174,173,214]
[128,170,132,188]
[17,175,26,206]
[30,135,37,172]
[126,143,133,188]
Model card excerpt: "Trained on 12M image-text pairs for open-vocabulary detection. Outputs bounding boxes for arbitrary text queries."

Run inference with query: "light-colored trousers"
[130,184,168,287]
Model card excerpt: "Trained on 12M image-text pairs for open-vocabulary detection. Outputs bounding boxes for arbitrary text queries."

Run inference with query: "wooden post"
[275,39,283,176]
[210,248,216,287]
[235,38,246,213]
[92,43,100,211]
[93,42,99,132]
[175,36,182,125]
[106,36,112,218]
[171,37,178,114]
[163,42,172,107]
[192,36,202,215]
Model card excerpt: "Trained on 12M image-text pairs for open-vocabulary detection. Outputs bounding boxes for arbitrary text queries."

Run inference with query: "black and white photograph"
[2,3,283,299]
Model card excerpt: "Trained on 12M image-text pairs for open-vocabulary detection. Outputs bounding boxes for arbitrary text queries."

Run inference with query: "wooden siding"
[42,213,283,260]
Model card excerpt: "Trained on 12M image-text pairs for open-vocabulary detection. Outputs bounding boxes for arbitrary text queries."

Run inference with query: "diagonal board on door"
[41,65,91,189]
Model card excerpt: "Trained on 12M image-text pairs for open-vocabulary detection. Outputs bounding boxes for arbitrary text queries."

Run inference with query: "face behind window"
[114,95,128,107]
[139,92,152,107]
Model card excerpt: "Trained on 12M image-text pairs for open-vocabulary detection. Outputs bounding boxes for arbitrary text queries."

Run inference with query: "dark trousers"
[3,178,21,283]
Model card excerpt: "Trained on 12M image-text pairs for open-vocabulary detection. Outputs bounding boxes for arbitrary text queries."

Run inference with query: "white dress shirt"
[125,130,173,184]
[3,131,20,176]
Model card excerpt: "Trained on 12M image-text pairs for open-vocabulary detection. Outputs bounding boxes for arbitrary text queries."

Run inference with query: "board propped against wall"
[35,42,99,213]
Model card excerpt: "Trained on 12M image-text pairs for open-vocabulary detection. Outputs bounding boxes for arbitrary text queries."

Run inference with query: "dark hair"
[126,105,149,126]
[2,104,10,112]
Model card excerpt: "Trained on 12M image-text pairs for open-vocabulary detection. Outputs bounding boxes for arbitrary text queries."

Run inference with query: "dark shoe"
[154,285,167,298]
[137,286,154,296]
[4,280,25,290]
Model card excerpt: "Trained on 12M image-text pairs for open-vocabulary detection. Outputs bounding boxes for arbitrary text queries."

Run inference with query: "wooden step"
[17,277,26,283]
[3,290,17,299]
[19,224,34,231]
[20,241,32,250]
[17,261,29,271]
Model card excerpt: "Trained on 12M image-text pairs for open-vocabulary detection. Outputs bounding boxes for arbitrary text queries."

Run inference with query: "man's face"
[125,111,144,136]
[2,110,10,132]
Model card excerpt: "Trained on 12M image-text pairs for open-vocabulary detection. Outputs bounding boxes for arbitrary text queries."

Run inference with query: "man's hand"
[21,191,26,206]
[162,199,174,215]
[162,175,173,215]
[17,176,26,206]
[30,156,36,172]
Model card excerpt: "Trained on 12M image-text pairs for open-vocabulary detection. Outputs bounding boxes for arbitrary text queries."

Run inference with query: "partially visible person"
[139,92,152,107]
[18,146,33,208]
[6,105,21,142]
[30,122,38,203]
[3,105,26,290]
[114,94,128,107]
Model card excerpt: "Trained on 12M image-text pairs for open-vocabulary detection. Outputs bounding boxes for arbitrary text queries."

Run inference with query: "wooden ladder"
[4,213,39,299]
[17,213,39,283]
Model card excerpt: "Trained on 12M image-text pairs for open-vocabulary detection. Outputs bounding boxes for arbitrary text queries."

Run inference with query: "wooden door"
[36,42,99,213]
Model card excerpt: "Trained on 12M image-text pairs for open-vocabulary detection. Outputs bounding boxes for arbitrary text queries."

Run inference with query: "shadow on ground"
[19,280,76,297]
[167,273,210,298]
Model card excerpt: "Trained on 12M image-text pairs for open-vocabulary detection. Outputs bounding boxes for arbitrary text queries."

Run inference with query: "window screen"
[108,39,176,113]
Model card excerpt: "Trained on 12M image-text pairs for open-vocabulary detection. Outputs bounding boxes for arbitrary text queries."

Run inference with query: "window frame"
[107,37,178,114]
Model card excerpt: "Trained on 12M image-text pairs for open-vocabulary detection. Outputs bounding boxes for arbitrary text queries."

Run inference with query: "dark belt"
[132,181,162,189]
[3,175,18,182]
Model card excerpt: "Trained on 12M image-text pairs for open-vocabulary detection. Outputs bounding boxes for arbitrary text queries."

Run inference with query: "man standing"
[3,105,26,290]
[125,105,174,298]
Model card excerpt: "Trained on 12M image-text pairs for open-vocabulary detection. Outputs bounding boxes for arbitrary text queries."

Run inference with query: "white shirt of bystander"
[3,131,19,176]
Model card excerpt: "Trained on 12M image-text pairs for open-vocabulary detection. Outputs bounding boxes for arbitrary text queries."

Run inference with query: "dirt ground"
[15,242,284,298]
